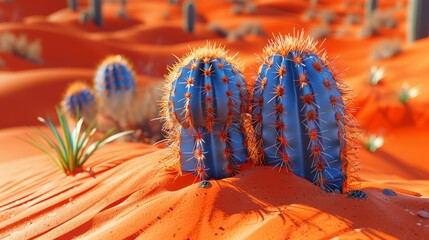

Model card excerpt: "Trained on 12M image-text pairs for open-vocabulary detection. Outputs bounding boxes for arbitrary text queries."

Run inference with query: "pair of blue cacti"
[163,34,357,193]
[62,55,145,139]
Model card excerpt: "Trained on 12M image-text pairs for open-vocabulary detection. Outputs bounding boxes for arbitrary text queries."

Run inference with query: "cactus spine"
[62,82,97,124]
[183,0,196,33]
[162,43,249,180]
[90,0,103,27]
[365,0,377,18]
[407,0,429,43]
[68,0,78,11]
[253,33,357,193]
[94,55,136,129]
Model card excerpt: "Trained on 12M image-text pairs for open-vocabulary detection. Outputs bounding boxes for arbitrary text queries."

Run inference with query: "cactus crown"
[62,81,97,120]
[254,32,358,192]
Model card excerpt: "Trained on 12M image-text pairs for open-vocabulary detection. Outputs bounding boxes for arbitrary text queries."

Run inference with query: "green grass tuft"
[23,106,133,175]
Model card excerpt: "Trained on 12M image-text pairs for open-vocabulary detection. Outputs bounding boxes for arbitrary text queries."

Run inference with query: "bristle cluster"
[162,43,249,180]
[62,81,97,123]
[253,33,358,193]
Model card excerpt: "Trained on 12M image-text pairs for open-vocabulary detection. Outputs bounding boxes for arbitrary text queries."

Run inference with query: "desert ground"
[0,0,428,239]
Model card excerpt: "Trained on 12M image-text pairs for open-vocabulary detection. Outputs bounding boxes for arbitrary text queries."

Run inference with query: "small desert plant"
[310,24,330,39]
[371,39,402,61]
[227,21,265,41]
[208,21,265,41]
[399,82,419,104]
[319,10,336,24]
[344,13,360,25]
[0,32,42,64]
[24,107,133,175]
[366,134,384,152]
[116,0,128,19]
[303,8,317,22]
[369,65,384,85]
[358,9,398,38]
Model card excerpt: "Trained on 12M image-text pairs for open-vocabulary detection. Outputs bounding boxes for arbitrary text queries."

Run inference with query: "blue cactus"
[94,55,136,127]
[62,82,97,123]
[183,0,196,33]
[163,43,249,180]
[253,33,356,193]
[90,0,103,27]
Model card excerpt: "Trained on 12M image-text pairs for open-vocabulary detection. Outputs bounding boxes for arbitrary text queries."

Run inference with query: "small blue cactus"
[94,55,136,128]
[382,188,397,196]
[62,82,97,124]
[253,33,357,193]
[163,43,249,180]
[348,190,368,199]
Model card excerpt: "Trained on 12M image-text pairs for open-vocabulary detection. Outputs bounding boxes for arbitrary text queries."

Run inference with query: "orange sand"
[0,0,428,239]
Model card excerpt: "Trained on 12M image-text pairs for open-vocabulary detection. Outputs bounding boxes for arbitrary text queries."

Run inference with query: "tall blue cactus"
[163,43,249,180]
[408,0,429,43]
[253,33,356,193]
[94,55,136,127]
[183,0,196,33]
[62,82,97,124]
[90,0,103,27]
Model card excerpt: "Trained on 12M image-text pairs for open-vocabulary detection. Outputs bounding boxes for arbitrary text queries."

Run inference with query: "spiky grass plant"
[24,107,133,175]
[399,82,419,104]
[366,134,384,152]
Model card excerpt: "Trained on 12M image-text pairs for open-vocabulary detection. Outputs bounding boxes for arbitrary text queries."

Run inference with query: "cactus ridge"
[162,43,249,180]
[253,33,358,192]
[62,82,97,121]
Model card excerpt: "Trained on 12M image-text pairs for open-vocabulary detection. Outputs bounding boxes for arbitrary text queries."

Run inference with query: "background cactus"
[253,33,357,193]
[365,0,377,18]
[162,43,249,180]
[407,0,429,43]
[94,55,136,129]
[183,0,195,33]
[61,81,97,124]
[90,0,103,27]
[67,0,78,12]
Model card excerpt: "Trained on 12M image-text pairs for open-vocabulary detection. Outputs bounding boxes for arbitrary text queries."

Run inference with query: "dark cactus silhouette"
[183,0,195,33]
[162,43,250,180]
[68,0,78,11]
[408,0,429,43]
[253,33,358,193]
[90,0,103,27]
